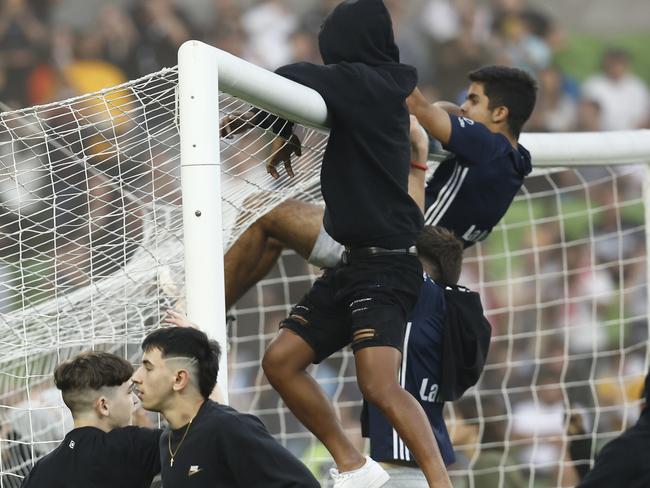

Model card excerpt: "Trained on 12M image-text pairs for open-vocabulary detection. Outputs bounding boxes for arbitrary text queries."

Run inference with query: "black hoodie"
[274,0,423,249]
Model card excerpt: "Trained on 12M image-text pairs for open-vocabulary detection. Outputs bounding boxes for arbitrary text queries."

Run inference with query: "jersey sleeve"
[444,114,509,165]
[217,415,319,487]
[275,62,351,112]
[125,427,163,480]
[247,62,341,139]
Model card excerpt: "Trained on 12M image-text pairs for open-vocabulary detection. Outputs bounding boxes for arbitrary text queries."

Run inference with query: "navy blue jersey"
[424,114,532,247]
[361,276,455,466]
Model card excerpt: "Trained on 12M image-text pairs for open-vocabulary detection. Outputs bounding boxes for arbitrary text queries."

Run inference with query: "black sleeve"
[248,107,295,139]
[577,435,637,487]
[217,415,319,487]
[249,61,355,140]
[128,427,163,479]
[19,463,38,488]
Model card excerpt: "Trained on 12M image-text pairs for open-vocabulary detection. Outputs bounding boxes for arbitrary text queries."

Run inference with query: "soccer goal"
[0,40,648,487]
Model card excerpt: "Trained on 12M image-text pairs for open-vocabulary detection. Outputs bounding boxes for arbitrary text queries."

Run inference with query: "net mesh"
[0,66,648,488]
[232,164,649,487]
[0,67,326,486]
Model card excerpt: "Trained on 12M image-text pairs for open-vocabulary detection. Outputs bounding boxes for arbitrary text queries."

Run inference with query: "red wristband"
[410,161,427,171]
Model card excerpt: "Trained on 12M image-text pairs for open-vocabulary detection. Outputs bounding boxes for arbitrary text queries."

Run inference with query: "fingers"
[266,160,281,179]
[219,112,254,138]
[267,135,301,179]
[284,160,294,178]
[290,134,302,157]
[162,309,196,328]
[220,115,235,138]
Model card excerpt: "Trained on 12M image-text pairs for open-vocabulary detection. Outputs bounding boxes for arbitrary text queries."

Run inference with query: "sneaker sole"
[367,470,390,488]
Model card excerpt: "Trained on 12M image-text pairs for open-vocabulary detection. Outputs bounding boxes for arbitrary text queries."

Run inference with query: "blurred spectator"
[511,371,565,473]
[436,2,496,102]
[96,5,140,79]
[528,65,577,132]
[452,395,526,488]
[564,243,614,354]
[288,29,320,65]
[492,9,552,72]
[420,0,491,44]
[206,0,248,58]
[575,97,603,132]
[582,48,650,131]
[61,30,127,97]
[130,0,192,76]
[240,0,297,69]
[0,0,48,107]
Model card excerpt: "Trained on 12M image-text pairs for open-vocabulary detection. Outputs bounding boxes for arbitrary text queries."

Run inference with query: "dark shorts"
[280,253,423,363]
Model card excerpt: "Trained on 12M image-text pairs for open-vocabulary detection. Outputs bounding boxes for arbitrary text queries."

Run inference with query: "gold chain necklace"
[168,412,198,467]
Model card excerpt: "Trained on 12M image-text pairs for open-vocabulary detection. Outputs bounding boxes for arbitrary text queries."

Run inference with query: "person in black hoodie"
[256,1,451,487]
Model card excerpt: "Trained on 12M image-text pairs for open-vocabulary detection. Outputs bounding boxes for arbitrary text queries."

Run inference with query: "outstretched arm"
[408,115,429,212]
[220,110,301,179]
[407,88,453,145]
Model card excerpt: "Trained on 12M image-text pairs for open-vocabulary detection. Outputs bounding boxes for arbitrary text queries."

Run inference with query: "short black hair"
[142,327,221,399]
[54,351,133,415]
[416,226,464,284]
[469,65,538,139]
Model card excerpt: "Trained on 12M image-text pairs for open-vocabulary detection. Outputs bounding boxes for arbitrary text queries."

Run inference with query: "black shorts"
[280,253,422,363]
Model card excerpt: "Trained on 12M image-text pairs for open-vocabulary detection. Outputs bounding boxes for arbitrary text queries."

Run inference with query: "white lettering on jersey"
[419,378,439,403]
[458,117,475,128]
[68,440,75,449]
[462,225,489,243]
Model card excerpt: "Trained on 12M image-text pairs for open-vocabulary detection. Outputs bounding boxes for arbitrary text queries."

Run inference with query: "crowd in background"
[1,0,650,132]
[1,0,650,486]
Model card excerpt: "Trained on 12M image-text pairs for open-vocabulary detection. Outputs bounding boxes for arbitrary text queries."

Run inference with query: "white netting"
[0,63,649,488]
[0,67,326,486]
[231,164,649,486]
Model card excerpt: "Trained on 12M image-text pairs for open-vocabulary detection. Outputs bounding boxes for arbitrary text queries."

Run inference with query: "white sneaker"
[330,456,389,488]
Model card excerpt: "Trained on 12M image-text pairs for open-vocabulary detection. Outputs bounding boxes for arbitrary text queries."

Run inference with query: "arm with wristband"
[408,115,429,212]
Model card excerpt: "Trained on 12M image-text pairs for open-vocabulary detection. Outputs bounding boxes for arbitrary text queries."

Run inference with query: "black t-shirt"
[20,426,161,488]
[160,400,319,487]
[424,114,532,247]
[273,0,422,249]
[577,412,650,488]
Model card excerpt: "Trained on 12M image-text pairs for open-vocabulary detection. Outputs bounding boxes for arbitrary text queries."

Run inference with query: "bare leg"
[262,329,366,472]
[355,347,452,488]
[224,199,324,308]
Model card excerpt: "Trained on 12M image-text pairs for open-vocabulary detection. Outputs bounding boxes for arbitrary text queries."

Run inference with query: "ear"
[491,105,509,125]
[95,396,110,418]
[172,369,191,392]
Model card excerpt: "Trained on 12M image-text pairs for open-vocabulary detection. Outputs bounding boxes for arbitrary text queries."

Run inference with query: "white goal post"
[177,38,650,408]
[0,38,649,487]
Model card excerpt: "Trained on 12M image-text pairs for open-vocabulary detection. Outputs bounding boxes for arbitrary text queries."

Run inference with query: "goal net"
[233,162,650,487]
[0,41,649,487]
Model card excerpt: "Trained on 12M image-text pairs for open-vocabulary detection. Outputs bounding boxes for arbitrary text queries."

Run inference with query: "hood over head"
[319,0,400,66]
[515,144,532,177]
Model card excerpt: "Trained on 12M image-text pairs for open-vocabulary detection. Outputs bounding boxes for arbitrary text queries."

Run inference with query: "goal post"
[177,41,227,402]
[176,39,331,404]
[0,37,649,487]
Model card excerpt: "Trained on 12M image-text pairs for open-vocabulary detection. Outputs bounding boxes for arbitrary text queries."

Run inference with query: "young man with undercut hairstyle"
[131,326,319,488]
[21,352,161,488]
[408,65,536,245]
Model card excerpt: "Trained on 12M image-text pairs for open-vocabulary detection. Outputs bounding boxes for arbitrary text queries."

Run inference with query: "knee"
[261,343,284,384]
[262,333,309,384]
[358,374,399,408]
